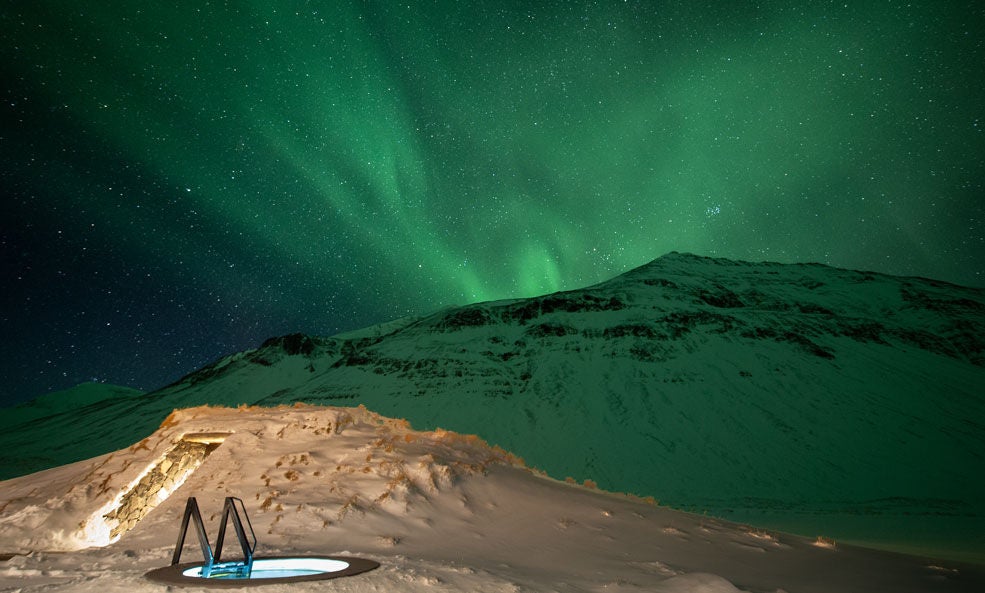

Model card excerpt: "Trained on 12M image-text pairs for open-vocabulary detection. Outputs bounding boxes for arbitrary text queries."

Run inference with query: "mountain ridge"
[155,251,983,395]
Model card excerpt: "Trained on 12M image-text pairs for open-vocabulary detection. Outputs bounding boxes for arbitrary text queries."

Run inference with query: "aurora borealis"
[2,2,983,405]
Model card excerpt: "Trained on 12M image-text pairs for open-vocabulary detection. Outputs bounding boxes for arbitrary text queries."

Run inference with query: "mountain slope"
[3,252,983,560]
[0,383,144,478]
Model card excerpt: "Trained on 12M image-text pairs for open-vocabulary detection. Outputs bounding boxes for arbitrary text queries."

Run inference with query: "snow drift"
[2,404,983,592]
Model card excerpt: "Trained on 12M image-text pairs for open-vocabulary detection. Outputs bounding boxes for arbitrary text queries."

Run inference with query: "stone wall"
[106,439,215,539]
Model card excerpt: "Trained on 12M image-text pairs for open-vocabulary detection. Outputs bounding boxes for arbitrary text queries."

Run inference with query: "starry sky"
[2,1,983,406]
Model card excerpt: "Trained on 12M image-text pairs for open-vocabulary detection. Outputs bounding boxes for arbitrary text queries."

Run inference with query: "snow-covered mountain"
[3,404,983,592]
[3,252,984,562]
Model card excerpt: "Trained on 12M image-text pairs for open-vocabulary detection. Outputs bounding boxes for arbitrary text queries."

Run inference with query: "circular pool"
[145,555,379,587]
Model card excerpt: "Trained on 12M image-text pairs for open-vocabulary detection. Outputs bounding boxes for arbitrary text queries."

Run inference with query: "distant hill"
[4,382,143,422]
[0,383,143,478]
[3,252,983,561]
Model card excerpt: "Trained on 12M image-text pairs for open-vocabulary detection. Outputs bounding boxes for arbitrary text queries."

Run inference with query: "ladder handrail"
[214,497,257,565]
[170,497,214,567]
[169,496,257,576]
[235,497,258,556]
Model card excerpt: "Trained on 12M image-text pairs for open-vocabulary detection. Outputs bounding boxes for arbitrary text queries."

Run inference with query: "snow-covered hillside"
[2,404,983,592]
[0,383,144,478]
[3,252,984,562]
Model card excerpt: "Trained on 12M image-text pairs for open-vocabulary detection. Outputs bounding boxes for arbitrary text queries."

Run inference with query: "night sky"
[2,2,983,407]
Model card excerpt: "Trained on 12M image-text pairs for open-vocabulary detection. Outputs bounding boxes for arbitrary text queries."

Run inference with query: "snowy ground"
[2,404,983,592]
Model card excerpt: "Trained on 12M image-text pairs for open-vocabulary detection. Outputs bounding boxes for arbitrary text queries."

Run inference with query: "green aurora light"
[1,1,983,398]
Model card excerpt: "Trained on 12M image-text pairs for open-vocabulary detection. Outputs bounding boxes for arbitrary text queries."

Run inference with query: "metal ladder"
[171,497,257,578]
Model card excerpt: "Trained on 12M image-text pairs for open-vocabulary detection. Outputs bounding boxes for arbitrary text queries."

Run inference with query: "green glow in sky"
[2,1,983,398]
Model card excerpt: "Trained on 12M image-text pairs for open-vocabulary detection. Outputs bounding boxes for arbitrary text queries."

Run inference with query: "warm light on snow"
[2,405,982,592]
[68,433,228,548]
[72,470,149,549]
[71,497,119,549]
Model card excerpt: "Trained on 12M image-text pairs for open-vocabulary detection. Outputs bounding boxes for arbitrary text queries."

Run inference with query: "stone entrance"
[104,433,230,539]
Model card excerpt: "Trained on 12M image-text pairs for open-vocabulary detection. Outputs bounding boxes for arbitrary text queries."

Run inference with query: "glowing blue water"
[182,557,349,580]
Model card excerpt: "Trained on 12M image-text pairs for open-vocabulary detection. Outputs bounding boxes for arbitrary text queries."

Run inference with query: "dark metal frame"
[171,497,257,578]
[148,495,379,586]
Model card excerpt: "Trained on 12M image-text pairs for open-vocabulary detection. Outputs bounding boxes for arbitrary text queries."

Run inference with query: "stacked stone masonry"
[106,439,217,539]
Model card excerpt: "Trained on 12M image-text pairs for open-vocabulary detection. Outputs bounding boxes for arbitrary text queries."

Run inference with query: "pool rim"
[144,555,380,587]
